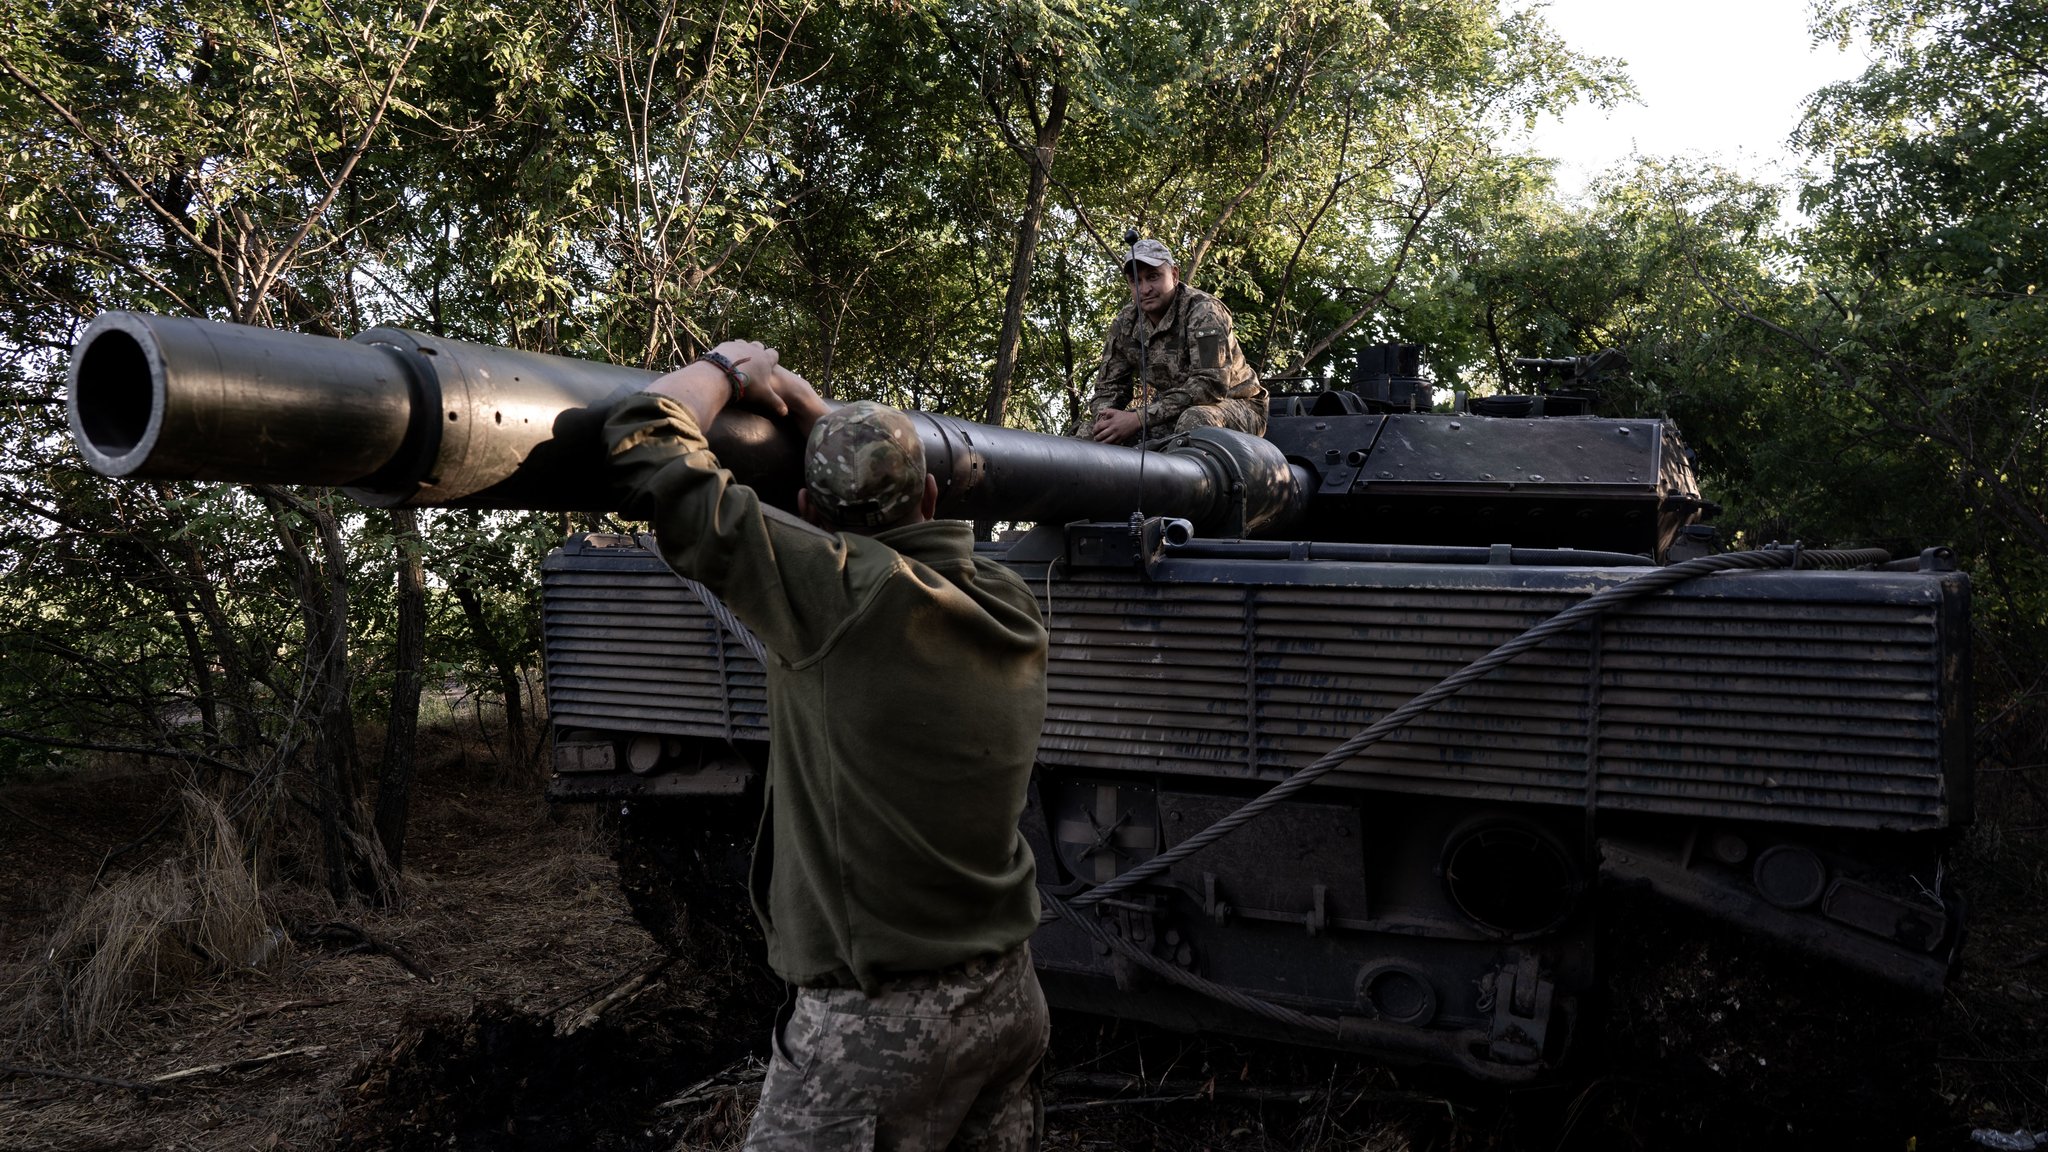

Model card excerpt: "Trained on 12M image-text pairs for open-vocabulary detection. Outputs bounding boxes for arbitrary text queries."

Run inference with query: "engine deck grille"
[544,536,1967,832]
[544,543,767,740]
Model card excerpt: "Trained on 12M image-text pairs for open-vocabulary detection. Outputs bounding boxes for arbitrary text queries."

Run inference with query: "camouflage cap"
[804,401,928,529]
[1121,237,1176,275]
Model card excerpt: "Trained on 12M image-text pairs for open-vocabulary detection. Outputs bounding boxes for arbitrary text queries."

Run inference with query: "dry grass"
[0,737,675,1152]
[182,790,274,971]
[14,860,206,1048]
[5,790,275,1051]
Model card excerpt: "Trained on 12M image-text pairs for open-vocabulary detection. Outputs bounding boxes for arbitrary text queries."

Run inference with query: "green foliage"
[1781,0,2048,558]
[1398,157,1787,410]
[1780,0,2048,752]
[8,0,2040,826]
[0,0,1625,801]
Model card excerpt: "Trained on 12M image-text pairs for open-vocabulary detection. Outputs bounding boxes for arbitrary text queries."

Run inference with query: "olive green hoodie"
[606,394,1047,992]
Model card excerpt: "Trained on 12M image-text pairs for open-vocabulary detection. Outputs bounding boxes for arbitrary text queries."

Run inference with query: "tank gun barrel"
[67,312,1303,536]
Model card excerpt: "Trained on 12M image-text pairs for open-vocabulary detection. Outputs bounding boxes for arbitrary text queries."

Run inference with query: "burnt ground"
[2,744,2045,1152]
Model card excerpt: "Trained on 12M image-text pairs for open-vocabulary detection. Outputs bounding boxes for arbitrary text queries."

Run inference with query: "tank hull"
[542,530,1969,1080]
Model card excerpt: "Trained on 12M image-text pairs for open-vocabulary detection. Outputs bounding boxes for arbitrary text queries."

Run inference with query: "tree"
[1784,0,2048,558]
[0,0,1666,902]
[1757,0,2048,775]
[0,0,446,898]
[1395,157,1787,409]
[374,509,428,874]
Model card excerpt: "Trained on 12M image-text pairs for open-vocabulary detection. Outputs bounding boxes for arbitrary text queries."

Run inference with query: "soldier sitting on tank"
[1073,237,1268,447]
[606,348,1052,1152]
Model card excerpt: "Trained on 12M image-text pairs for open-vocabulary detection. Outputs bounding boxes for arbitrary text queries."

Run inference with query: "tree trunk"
[984,80,1069,428]
[306,498,369,900]
[375,508,426,877]
[166,597,219,750]
[452,581,528,776]
[159,497,269,761]
[264,486,387,903]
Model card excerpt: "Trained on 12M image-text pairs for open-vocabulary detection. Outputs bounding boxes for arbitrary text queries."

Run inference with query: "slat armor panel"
[544,535,1966,832]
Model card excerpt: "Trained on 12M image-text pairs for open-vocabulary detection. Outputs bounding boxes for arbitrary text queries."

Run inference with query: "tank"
[68,315,1972,1083]
[538,352,1970,1084]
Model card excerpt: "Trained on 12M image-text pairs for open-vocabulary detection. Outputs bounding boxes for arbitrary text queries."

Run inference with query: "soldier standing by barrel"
[1076,238,1268,446]
[606,347,1052,1151]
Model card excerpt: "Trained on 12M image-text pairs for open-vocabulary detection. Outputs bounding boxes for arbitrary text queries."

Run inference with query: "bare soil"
[2,746,2045,1152]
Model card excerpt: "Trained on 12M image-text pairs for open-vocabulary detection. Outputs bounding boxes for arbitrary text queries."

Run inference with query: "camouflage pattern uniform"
[1075,284,1268,443]
[745,945,1049,1151]
[605,396,1051,1152]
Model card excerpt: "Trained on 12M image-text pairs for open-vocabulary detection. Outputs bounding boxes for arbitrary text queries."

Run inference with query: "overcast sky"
[1512,0,1874,198]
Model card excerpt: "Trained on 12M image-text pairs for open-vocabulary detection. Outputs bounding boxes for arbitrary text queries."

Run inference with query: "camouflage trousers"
[1069,396,1269,444]
[1168,396,1267,437]
[742,944,1049,1152]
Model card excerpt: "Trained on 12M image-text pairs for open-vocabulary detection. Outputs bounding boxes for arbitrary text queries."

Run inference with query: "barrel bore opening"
[74,329,154,456]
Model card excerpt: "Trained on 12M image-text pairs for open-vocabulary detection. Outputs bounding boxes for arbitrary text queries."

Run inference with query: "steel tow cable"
[1056,545,1890,911]
[675,573,770,664]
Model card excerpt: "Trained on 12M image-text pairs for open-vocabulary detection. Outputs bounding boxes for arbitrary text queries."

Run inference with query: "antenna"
[1125,227,1149,536]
